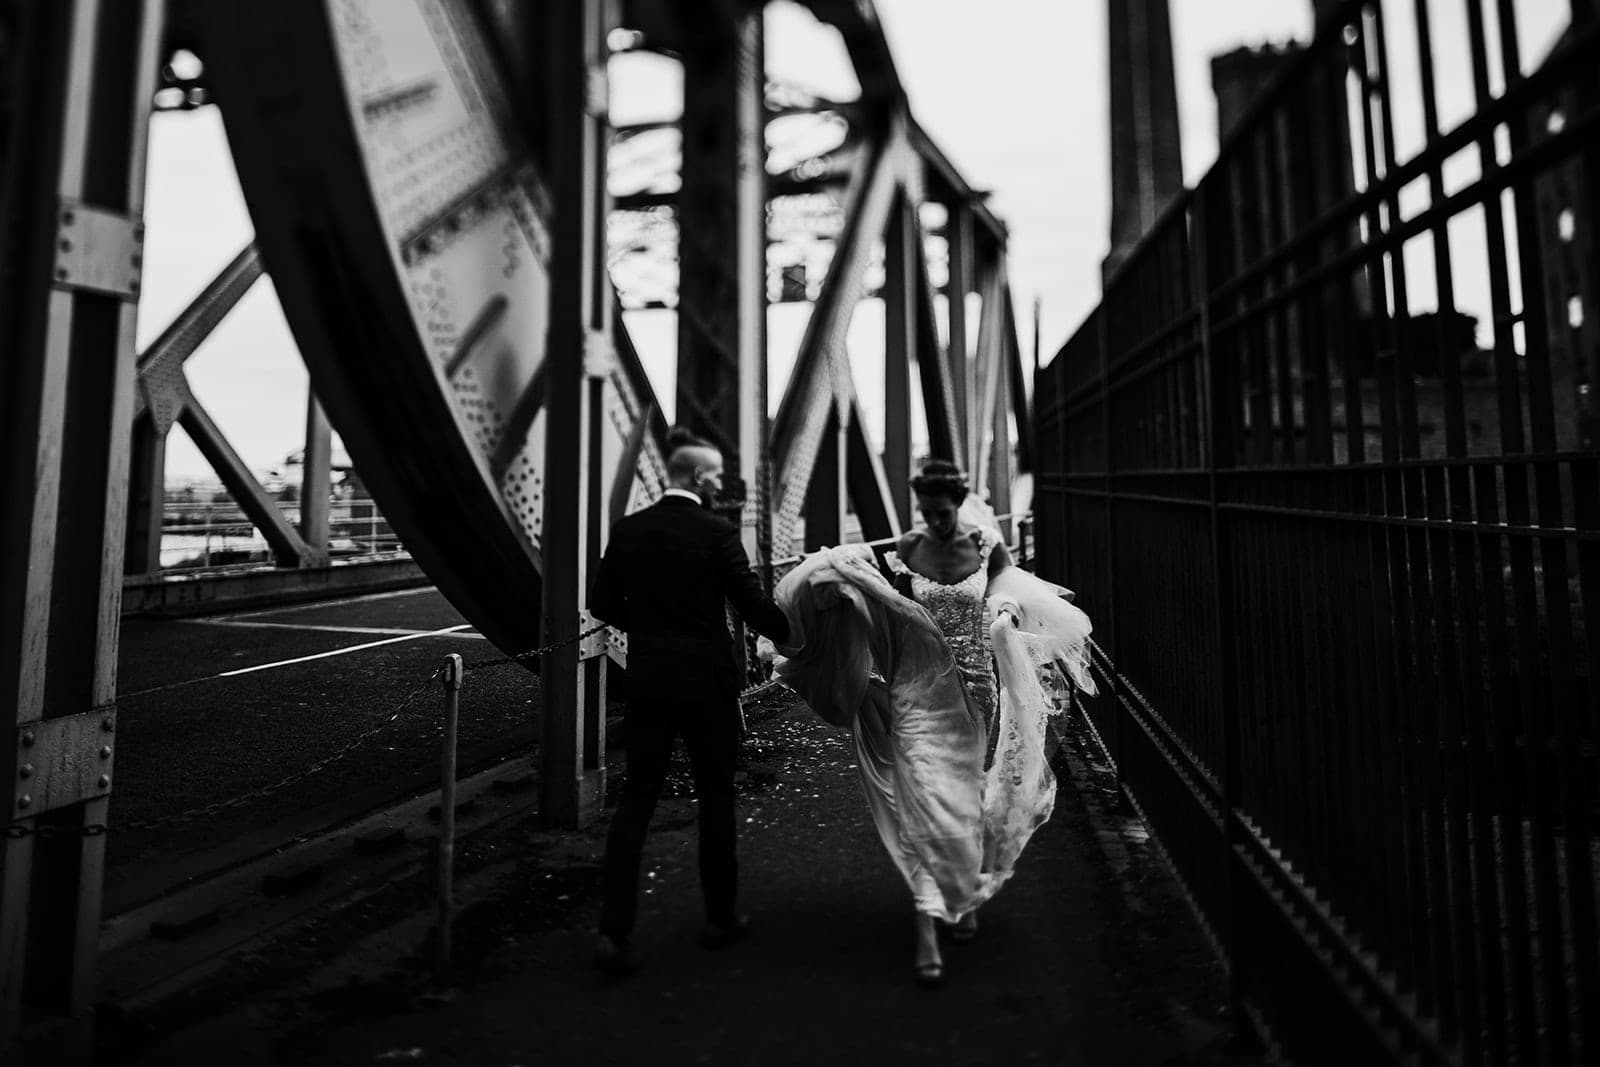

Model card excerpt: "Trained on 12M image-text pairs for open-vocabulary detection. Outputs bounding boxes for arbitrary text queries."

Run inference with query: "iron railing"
[1034,2,1598,1063]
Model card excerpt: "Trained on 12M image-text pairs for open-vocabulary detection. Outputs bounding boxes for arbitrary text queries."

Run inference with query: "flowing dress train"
[770,523,1095,922]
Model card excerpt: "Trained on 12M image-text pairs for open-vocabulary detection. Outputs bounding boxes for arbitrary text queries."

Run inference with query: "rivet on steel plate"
[17,795,31,809]
[102,717,115,732]
[98,775,110,789]
[18,764,33,780]
[20,731,35,747]
[100,746,112,760]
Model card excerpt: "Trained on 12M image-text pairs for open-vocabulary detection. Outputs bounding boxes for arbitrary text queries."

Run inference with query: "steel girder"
[0,0,166,1054]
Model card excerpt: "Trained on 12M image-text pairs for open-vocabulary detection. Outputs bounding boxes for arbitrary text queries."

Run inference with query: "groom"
[588,427,791,976]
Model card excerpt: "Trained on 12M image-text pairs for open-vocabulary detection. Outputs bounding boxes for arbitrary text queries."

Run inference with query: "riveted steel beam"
[539,0,614,830]
[882,187,915,527]
[971,253,1006,492]
[126,243,266,576]
[1003,282,1033,473]
[771,131,904,553]
[911,194,962,464]
[0,0,165,1052]
[131,242,262,424]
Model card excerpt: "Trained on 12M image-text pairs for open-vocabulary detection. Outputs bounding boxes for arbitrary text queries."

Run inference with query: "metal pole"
[436,653,463,974]
[300,394,331,564]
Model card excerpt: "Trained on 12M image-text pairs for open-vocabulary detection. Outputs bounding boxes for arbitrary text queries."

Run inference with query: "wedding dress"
[769,507,1095,922]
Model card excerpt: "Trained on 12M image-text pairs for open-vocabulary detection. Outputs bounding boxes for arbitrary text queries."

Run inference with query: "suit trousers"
[599,696,741,938]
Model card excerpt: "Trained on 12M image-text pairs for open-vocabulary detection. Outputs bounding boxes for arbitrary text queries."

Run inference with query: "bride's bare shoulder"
[896,529,924,555]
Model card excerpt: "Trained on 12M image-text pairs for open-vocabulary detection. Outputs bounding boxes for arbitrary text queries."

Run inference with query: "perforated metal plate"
[202,0,662,657]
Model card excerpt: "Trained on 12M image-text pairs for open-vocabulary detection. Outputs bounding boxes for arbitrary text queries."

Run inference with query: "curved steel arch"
[197,0,664,656]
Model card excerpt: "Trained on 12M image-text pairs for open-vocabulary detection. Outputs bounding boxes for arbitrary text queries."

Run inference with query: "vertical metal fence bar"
[1376,0,1471,1025]
[1346,6,1440,1030]
[1192,181,1246,1033]
[1239,148,1273,468]
[1414,2,1508,1057]
[1570,454,1600,1064]
[1098,289,1120,769]
[1263,115,1297,468]
[1461,3,1563,1059]
[1495,5,1595,1058]
[1329,13,1369,468]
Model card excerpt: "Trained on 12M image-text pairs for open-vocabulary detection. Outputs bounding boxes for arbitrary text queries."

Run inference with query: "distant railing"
[1034,2,1598,1064]
[158,494,406,571]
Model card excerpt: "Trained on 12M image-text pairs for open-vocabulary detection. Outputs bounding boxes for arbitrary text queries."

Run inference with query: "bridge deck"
[109,589,531,914]
[102,640,1256,1066]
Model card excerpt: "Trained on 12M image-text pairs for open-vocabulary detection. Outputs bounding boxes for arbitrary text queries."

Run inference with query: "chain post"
[436,654,463,977]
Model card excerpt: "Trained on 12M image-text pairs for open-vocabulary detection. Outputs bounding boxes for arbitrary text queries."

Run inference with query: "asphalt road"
[109,588,541,911]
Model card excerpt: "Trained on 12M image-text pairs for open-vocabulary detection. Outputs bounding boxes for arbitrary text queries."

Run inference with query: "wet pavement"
[105,687,1262,1067]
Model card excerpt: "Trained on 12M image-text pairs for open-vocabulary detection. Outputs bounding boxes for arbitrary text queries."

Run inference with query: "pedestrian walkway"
[115,695,1258,1067]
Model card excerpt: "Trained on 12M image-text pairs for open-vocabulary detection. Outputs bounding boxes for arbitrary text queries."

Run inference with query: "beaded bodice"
[886,528,998,728]
[908,558,989,673]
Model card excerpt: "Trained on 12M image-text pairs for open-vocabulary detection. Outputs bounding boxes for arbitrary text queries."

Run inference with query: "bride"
[767,458,1095,986]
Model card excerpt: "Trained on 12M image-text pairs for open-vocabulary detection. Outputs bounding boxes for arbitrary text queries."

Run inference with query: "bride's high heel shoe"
[914,915,944,988]
[950,911,978,942]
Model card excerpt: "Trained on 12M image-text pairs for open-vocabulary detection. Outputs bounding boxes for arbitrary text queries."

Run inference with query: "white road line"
[219,585,437,621]
[176,619,484,638]
[216,624,474,677]
[119,623,475,699]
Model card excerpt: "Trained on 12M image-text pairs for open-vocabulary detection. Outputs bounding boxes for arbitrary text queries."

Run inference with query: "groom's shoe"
[594,933,639,977]
[700,913,751,949]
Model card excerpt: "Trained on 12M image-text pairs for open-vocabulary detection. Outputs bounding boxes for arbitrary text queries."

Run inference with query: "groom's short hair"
[665,426,719,483]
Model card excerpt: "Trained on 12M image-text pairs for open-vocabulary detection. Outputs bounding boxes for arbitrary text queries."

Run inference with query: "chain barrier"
[4,621,613,840]
[459,624,610,673]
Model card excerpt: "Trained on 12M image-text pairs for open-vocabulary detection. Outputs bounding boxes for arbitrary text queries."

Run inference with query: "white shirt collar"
[662,488,703,505]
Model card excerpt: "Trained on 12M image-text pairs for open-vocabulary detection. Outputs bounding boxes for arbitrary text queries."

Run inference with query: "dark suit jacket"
[590,495,790,701]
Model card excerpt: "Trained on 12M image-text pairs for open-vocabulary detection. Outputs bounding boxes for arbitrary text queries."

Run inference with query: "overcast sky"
[140,0,1568,482]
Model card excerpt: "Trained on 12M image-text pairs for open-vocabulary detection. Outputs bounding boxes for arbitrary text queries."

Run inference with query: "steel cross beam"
[123,241,323,571]
[126,243,266,574]
[768,109,1026,555]
[771,128,905,552]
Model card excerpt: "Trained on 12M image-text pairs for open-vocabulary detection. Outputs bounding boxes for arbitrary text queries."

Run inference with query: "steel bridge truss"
[0,0,1031,1054]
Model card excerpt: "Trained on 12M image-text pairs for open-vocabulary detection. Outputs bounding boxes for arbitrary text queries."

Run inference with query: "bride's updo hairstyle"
[909,458,968,505]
